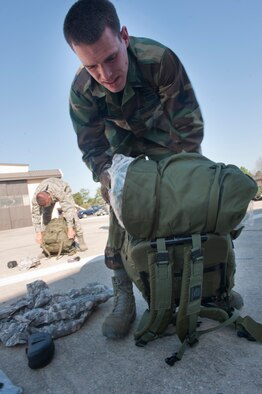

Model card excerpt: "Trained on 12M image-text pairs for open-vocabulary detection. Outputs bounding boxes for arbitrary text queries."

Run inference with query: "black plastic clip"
[165,353,181,366]
[191,249,202,262]
[156,251,169,264]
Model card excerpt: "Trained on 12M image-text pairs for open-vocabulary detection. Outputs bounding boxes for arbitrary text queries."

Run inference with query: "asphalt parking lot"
[0,205,262,394]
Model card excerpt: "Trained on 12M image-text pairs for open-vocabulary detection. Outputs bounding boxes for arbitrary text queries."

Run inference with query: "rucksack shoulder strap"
[176,234,203,346]
[134,238,174,345]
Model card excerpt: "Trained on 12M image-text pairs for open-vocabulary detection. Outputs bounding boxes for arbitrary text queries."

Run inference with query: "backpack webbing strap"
[197,307,239,338]
[134,238,173,345]
[167,234,203,365]
[166,306,240,366]
[206,164,222,231]
[42,240,64,259]
[154,238,173,310]
[41,243,51,258]
[56,240,64,260]
[187,234,204,339]
[194,304,262,344]
[176,234,203,344]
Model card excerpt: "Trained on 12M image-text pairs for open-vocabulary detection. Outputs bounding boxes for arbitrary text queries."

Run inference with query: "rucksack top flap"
[121,153,257,239]
[122,157,158,239]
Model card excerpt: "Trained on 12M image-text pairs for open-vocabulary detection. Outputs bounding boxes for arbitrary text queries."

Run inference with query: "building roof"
[0,163,29,167]
[0,169,62,182]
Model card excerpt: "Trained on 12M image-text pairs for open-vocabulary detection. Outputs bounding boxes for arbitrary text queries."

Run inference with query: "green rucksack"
[121,152,257,238]
[41,217,76,259]
[117,152,262,364]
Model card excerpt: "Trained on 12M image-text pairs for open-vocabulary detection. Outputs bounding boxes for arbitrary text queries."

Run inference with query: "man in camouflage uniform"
[63,0,241,339]
[31,177,88,252]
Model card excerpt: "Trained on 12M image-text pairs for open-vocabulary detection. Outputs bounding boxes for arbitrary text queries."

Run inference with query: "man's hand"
[99,170,111,204]
[67,227,76,239]
[35,232,43,244]
[99,170,111,189]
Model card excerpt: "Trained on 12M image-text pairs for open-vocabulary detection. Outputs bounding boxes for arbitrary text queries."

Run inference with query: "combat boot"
[77,235,88,252]
[102,269,136,339]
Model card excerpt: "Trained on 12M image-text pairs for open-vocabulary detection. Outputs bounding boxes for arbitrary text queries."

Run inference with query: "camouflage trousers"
[105,208,126,270]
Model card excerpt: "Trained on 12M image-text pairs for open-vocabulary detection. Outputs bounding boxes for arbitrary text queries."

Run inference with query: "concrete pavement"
[0,215,109,302]
[0,205,262,394]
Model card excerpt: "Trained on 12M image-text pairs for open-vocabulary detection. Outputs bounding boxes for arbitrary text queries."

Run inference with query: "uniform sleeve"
[156,49,204,152]
[69,87,112,181]
[31,196,42,233]
[51,184,76,228]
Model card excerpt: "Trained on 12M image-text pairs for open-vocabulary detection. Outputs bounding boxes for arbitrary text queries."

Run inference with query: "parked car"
[77,205,107,218]
[253,186,262,201]
[95,207,108,216]
[253,193,262,201]
[77,207,99,218]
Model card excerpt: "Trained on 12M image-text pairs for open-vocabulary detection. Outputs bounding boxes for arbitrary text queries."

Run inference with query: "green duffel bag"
[121,152,257,240]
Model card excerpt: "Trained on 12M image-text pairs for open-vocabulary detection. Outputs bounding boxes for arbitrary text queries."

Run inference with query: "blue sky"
[0,0,261,196]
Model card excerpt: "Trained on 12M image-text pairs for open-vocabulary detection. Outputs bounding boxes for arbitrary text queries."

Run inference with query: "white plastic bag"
[108,154,135,228]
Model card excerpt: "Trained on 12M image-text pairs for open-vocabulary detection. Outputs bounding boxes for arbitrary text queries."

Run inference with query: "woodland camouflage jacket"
[69,36,204,181]
[31,178,76,232]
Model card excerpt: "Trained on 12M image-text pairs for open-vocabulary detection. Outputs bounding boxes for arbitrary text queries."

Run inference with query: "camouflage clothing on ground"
[31,178,83,236]
[0,280,113,346]
[70,36,204,181]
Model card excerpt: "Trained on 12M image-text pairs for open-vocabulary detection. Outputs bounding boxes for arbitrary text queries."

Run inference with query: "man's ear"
[120,26,129,47]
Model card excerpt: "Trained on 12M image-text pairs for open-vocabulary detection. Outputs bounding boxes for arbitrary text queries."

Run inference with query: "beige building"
[254,175,262,187]
[0,163,62,231]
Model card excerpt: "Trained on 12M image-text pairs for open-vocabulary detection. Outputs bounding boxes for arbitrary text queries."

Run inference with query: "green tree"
[80,188,90,203]
[73,188,90,207]
[240,166,252,176]
[73,186,107,208]
[85,187,105,206]
[73,192,84,207]
[94,187,104,205]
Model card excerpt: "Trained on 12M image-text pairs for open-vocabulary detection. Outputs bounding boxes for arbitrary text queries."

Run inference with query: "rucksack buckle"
[191,248,202,262]
[156,251,169,264]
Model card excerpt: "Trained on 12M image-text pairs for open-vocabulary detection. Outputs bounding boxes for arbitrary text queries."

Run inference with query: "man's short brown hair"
[63,0,121,47]
[36,192,51,207]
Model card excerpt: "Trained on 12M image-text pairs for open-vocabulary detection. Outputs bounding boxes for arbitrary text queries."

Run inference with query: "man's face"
[72,26,129,93]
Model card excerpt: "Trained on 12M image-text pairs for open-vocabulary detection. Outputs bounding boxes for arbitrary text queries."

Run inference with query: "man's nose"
[100,64,113,80]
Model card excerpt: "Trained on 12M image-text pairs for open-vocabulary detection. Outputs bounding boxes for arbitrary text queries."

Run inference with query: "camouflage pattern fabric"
[70,36,204,181]
[0,280,113,347]
[104,206,126,269]
[31,178,83,236]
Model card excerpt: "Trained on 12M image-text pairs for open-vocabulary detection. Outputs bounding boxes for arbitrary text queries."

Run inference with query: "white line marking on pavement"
[0,254,102,287]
